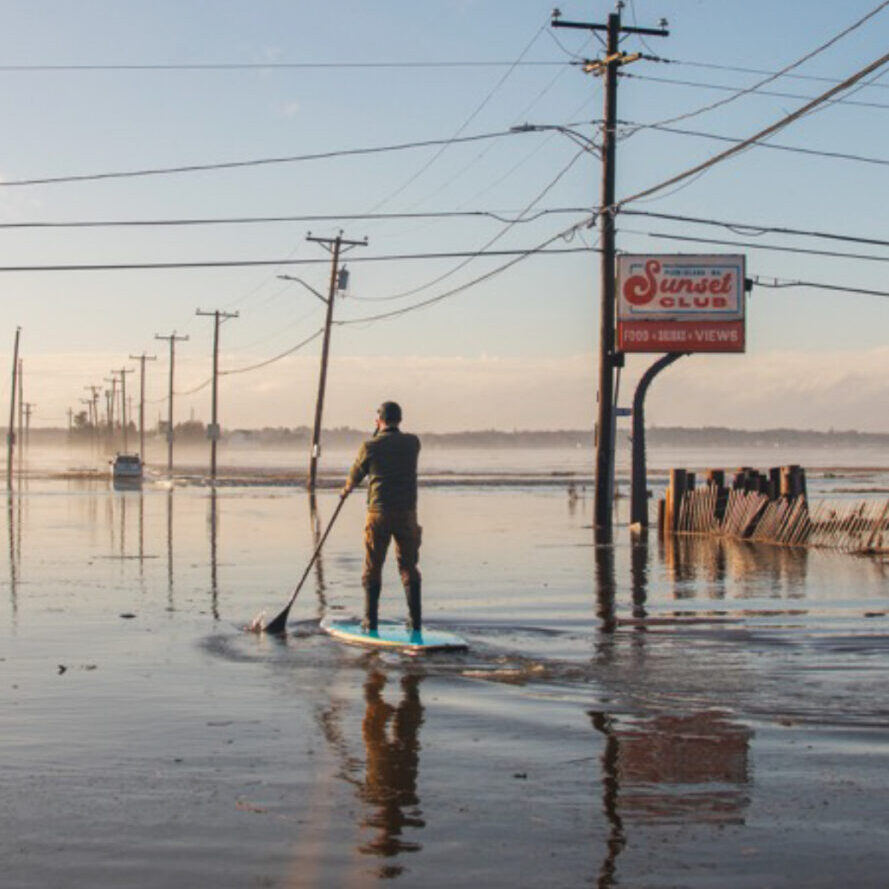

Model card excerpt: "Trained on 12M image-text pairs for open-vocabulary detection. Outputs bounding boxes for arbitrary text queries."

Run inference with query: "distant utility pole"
[155,332,189,477]
[67,407,73,434]
[113,367,134,452]
[104,375,117,434]
[300,231,366,493]
[79,397,93,438]
[84,384,101,448]
[129,352,157,461]
[6,327,21,487]
[552,4,668,541]
[195,309,239,481]
[17,358,23,455]
[23,403,34,448]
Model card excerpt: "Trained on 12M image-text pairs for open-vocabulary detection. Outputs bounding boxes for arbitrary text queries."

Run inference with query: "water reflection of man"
[359,669,425,861]
[342,401,422,633]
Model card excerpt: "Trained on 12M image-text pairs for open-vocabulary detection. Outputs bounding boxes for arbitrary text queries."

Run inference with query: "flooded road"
[1,481,888,887]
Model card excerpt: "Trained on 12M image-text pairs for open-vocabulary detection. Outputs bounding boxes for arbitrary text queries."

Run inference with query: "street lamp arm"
[510,122,600,156]
[277,274,329,304]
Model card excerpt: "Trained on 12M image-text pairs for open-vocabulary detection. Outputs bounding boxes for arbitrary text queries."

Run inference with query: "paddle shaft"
[265,492,348,633]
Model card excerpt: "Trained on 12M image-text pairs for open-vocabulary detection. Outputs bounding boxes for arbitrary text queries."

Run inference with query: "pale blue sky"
[0,1,887,431]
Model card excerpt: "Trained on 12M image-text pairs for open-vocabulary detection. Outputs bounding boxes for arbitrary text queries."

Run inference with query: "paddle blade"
[263,605,290,635]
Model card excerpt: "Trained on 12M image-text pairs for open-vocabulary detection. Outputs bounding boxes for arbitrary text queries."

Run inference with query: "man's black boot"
[362,582,381,632]
[404,578,422,632]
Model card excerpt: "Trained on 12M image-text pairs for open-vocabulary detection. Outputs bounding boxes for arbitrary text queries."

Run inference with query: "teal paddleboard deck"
[321,617,468,653]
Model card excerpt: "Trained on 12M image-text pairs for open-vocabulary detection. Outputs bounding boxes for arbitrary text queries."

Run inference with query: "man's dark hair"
[377,401,402,424]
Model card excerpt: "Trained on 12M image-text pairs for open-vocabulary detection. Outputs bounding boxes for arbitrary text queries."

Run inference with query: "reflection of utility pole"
[301,231,366,492]
[129,352,157,461]
[154,332,189,477]
[552,7,668,541]
[308,496,327,613]
[209,488,219,620]
[195,309,239,482]
[113,367,134,452]
[589,710,626,887]
[166,489,174,608]
[6,327,21,487]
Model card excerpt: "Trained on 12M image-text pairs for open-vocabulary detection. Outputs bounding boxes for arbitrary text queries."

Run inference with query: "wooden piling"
[668,469,687,532]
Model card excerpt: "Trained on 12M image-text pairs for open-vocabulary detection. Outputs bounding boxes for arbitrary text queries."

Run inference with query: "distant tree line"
[9,424,889,449]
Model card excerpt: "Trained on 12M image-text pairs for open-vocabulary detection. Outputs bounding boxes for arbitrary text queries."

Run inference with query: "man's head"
[376,401,402,429]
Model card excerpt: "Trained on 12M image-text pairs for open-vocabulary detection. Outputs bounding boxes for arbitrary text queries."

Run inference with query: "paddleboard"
[321,617,468,653]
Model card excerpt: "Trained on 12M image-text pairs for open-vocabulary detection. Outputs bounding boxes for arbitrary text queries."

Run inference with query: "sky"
[0,0,887,433]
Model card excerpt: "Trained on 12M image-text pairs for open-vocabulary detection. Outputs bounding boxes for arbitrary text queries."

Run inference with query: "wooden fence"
[661,466,889,554]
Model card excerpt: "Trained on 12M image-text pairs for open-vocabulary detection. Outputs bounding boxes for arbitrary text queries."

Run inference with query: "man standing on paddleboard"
[342,401,422,634]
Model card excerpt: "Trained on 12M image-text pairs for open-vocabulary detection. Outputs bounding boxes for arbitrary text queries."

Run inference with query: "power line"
[396,45,596,213]
[622,71,889,113]
[367,21,548,213]
[752,276,889,299]
[0,129,527,188]
[618,120,889,168]
[352,148,589,302]
[336,218,597,326]
[174,378,212,397]
[621,210,889,250]
[0,206,589,230]
[219,329,324,376]
[616,47,889,209]
[621,0,889,129]
[619,227,889,264]
[665,57,889,92]
[0,60,568,72]
[0,245,594,273]
[147,328,336,401]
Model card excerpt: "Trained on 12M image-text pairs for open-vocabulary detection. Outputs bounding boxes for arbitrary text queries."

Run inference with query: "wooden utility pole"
[195,309,239,481]
[304,231,366,492]
[129,352,157,461]
[7,327,21,487]
[553,5,668,541]
[113,367,135,452]
[154,332,189,477]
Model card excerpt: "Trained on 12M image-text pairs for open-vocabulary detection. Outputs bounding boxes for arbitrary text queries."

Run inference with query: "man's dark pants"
[362,509,422,630]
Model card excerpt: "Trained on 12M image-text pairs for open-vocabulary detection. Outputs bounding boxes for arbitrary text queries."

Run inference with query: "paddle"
[260,491,350,635]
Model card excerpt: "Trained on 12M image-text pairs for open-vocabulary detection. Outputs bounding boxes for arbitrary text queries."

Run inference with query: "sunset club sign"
[616,254,746,353]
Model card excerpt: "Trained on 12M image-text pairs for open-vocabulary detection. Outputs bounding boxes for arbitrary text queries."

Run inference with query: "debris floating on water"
[245,612,266,634]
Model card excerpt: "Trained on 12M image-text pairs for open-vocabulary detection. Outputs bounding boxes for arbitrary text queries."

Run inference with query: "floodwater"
[1,477,888,887]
